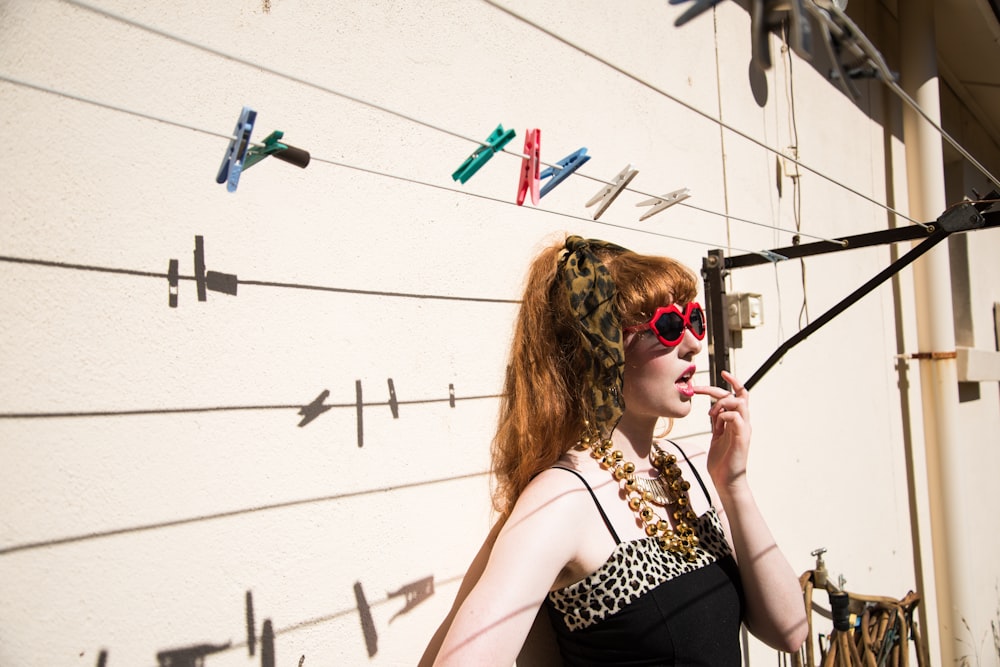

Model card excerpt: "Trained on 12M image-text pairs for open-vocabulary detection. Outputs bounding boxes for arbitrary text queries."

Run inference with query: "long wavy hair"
[491,236,699,517]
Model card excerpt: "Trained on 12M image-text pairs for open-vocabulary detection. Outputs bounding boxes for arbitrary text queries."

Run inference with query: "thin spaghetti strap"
[551,466,621,544]
[663,440,713,508]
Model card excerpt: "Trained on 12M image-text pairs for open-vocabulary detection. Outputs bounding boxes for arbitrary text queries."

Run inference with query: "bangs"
[607,252,699,327]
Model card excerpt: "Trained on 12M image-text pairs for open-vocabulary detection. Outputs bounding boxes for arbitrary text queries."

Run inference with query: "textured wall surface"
[2,0,999,665]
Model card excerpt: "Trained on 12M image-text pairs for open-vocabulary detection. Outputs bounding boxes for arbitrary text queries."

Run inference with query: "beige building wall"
[1,0,998,665]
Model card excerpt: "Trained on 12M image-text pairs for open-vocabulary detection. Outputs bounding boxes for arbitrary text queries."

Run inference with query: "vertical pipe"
[899,2,965,664]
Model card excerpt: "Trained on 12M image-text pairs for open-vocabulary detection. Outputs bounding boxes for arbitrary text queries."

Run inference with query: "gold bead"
[690,535,700,547]
[642,490,653,502]
[628,496,642,511]
[622,462,635,474]
[653,454,666,468]
[624,478,638,493]
[686,510,697,521]
[656,520,670,533]
[639,507,654,522]
[676,496,688,507]
[611,450,624,462]
[613,467,627,480]
[665,454,676,466]
[645,523,659,536]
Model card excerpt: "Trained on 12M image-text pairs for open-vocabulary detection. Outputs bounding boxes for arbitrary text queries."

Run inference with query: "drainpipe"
[899,1,965,664]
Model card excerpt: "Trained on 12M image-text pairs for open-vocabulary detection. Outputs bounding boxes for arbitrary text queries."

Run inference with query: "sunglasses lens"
[690,306,706,337]
[653,312,685,344]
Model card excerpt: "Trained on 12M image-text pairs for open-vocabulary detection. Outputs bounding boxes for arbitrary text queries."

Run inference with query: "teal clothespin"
[452,124,517,184]
[242,130,311,171]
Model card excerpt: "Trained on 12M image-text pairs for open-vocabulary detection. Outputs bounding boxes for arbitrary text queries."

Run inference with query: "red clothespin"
[516,129,541,206]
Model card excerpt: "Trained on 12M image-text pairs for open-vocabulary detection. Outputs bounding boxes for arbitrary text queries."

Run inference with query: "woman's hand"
[691,369,751,491]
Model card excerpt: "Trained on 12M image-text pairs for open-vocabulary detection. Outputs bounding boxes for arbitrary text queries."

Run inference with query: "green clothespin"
[452,124,517,184]
[243,130,311,171]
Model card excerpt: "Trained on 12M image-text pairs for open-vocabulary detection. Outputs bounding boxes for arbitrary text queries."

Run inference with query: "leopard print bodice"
[544,444,745,666]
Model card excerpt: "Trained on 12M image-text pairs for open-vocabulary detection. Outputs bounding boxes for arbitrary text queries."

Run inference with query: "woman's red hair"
[491,236,699,517]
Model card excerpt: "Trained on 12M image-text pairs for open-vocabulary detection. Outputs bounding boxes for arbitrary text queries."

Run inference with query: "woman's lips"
[676,365,696,398]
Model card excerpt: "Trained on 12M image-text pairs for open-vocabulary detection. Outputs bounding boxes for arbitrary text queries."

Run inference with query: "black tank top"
[544,441,745,666]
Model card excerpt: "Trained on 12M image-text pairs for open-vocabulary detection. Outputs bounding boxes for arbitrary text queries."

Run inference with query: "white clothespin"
[635,187,691,221]
[585,164,639,220]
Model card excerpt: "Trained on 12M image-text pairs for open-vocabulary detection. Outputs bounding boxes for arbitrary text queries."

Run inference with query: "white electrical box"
[726,293,764,330]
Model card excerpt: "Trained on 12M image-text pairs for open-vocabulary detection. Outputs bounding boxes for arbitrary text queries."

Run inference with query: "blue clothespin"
[754,249,788,263]
[243,130,312,171]
[216,106,257,192]
[452,124,517,184]
[539,148,591,198]
[636,187,691,221]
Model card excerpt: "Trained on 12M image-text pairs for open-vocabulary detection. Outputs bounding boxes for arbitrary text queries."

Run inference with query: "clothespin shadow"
[750,0,812,70]
[387,576,435,623]
[586,164,639,220]
[216,106,257,192]
[193,236,238,302]
[155,640,231,667]
[243,130,311,172]
[246,591,257,657]
[354,582,378,658]
[452,124,517,184]
[516,129,541,206]
[167,260,179,308]
[670,0,725,27]
[636,187,691,221]
[539,148,591,199]
[167,237,237,308]
[298,390,332,427]
[387,378,399,418]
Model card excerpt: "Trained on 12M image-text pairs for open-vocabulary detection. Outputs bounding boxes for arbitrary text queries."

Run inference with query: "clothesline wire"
[0,73,766,256]
[478,0,930,229]
[58,0,877,244]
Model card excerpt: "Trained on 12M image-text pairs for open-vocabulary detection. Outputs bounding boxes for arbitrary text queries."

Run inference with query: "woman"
[422,235,807,665]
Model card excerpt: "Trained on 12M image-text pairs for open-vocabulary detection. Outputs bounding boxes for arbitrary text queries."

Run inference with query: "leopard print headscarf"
[557,235,629,438]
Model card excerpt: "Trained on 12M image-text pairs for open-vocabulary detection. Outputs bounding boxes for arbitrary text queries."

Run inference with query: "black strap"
[664,440,713,507]
[551,466,621,544]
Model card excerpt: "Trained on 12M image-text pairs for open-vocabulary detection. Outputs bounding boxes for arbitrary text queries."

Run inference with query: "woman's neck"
[610,415,658,461]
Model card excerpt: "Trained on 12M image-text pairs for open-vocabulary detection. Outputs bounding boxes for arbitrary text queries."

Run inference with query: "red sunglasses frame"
[623,302,707,347]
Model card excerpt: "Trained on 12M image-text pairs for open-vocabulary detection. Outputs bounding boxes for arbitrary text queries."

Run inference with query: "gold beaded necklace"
[575,425,700,560]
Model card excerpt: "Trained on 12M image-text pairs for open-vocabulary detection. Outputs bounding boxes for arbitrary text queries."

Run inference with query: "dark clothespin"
[452,124,517,184]
[539,148,590,198]
[636,187,690,221]
[805,0,896,99]
[586,164,638,220]
[243,130,311,171]
[751,0,813,70]
[216,106,257,192]
[670,0,726,27]
[516,128,541,206]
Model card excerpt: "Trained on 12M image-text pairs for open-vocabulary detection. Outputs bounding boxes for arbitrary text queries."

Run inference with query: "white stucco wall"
[2,0,998,665]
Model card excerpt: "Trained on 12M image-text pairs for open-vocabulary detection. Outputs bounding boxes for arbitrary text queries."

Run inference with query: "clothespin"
[671,0,725,27]
[452,124,517,184]
[516,128,541,206]
[585,164,639,220]
[539,148,591,198]
[754,249,788,263]
[216,106,257,192]
[636,187,691,221]
[243,130,311,171]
